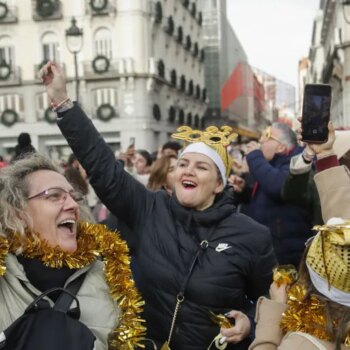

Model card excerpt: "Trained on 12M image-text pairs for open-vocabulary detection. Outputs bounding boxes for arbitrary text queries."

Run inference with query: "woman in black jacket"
[40,61,277,350]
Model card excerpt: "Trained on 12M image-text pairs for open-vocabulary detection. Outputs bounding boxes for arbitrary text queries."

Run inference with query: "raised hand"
[39,61,68,105]
[297,117,336,158]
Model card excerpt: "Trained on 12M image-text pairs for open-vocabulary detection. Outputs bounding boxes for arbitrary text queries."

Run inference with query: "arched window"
[186,112,192,126]
[188,80,194,96]
[194,114,199,128]
[168,106,176,123]
[178,109,184,124]
[157,59,165,78]
[0,35,14,67]
[170,69,177,87]
[41,32,59,63]
[153,104,161,121]
[180,75,186,92]
[94,27,112,59]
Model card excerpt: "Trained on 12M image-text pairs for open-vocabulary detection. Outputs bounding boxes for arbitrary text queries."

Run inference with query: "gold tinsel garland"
[0,222,146,350]
[280,283,350,347]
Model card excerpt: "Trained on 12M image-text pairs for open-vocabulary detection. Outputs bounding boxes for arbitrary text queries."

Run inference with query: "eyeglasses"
[27,187,84,204]
[260,127,282,143]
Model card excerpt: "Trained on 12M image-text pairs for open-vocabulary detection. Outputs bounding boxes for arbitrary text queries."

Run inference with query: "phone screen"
[301,84,331,143]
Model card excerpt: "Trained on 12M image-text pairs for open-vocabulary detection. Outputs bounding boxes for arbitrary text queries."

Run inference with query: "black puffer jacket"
[57,105,277,350]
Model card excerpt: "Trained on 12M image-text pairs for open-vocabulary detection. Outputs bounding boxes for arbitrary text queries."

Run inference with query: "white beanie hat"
[180,142,227,186]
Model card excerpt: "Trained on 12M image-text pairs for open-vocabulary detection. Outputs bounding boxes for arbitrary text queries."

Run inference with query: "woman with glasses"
[0,153,145,349]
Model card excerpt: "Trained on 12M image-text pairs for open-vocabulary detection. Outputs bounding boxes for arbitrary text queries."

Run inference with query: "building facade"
[200,0,257,127]
[0,0,207,160]
[252,67,296,128]
[303,0,350,127]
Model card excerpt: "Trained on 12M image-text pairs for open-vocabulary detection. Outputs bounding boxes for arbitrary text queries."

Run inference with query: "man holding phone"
[230,122,314,268]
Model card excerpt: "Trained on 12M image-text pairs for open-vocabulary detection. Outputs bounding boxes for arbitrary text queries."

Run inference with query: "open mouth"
[57,219,76,234]
[182,180,197,189]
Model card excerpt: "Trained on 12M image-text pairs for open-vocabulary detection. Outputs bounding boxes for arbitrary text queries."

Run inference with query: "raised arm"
[40,61,153,229]
[297,120,350,221]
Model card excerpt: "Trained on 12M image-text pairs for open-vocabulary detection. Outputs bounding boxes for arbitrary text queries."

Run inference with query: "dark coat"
[243,149,313,267]
[57,105,277,350]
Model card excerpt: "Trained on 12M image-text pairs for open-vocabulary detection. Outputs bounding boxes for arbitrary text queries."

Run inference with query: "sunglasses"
[27,187,84,204]
[260,127,282,143]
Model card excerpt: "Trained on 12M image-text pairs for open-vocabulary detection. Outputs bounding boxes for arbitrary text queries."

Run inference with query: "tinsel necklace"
[280,283,350,347]
[0,221,146,349]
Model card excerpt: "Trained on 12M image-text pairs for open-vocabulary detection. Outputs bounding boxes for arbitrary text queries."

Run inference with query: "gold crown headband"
[307,222,350,293]
[171,126,237,178]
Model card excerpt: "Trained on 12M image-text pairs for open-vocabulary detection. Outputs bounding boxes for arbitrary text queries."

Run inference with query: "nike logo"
[215,243,232,252]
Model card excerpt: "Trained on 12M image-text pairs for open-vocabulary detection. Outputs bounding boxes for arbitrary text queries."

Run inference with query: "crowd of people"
[0,59,349,350]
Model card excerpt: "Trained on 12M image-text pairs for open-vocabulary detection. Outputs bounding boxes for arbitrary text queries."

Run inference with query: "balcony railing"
[32,0,63,21]
[85,0,116,16]
[0,5,18,24]
[83,58,133,80]
[0,66,21,86]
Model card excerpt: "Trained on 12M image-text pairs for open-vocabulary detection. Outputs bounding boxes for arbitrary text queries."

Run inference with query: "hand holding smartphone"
[301,84,332,144]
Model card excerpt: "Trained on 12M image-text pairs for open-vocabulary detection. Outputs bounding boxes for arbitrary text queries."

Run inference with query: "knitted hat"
[306,219,350,305]
[172,126,237,185]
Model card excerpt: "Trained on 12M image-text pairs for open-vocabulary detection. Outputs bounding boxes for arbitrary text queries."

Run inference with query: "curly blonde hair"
[0,153,60,239]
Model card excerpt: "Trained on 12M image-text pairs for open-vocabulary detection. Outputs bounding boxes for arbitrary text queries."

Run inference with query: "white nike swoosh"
[215,246,231,252]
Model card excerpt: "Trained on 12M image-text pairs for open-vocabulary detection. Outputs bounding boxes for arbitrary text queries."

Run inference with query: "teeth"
[59,219,76,225]
[183,180,195,185]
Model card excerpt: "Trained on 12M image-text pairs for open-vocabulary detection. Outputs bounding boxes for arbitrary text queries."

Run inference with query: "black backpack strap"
[54,273,86,314]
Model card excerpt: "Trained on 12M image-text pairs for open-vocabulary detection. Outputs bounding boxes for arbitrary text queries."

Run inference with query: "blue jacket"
[243,148,313,267]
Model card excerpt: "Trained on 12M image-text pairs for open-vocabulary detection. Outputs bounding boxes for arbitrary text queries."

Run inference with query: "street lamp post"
[65,17,83,102]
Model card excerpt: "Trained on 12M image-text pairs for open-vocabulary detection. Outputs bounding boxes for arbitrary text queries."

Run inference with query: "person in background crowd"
[0,155,9,169]
[0,153,145,350]
[250,221,350,350]
[282,128,350,227]
[250,122,350,350]
[120,145,152,187]
[160,141,182,158]
[64,153,89,196]
[230,123,313,268]
[40,61,277,350]
[147,154,178,195]
[64,153,98,215]
[12,132,36,162]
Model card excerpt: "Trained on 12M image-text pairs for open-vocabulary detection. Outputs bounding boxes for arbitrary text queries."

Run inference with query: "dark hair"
[17,133,32,147]
[13,133,36,162]
[67,153,78,166]
[137,150,153,167]
[162,141,182,152]
[147,155,177,191]
[64,166,88,195]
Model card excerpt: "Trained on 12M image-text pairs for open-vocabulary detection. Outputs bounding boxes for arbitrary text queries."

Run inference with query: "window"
[0,36,14,67]
[93,88,117,107]
[36,92,50,111]
[0,94,23,112]
[94,27,112,59]
[41,32,60,62]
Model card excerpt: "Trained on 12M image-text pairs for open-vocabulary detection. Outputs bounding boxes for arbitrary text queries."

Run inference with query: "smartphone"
[301,84,332,143]
[129,137,135,146]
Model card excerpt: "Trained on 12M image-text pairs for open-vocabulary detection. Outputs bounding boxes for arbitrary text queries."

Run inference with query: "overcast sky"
[226,0,320,88]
